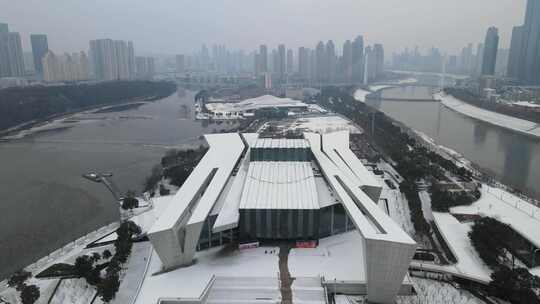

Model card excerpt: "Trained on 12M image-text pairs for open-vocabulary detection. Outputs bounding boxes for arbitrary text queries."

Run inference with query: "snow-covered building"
[204,95,309,119]
[147,131,416,304]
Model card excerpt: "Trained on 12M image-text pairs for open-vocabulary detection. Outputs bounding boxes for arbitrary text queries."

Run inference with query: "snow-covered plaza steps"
[206,276,281,303]
[292,276,327,304]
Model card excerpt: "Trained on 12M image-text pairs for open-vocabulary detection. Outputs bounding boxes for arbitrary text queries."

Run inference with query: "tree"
[91,252,101,262]
[74,255,94,278]
[20,284,40,304]
[97,273,120,303]
[121,191,139,210]
[102,249,112,259]
[8,270,31,291]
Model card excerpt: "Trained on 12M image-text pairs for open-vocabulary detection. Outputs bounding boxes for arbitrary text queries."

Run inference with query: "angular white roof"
[149,133,245,234]
[239,161,319,210]
[206,95,308,113]
[253,138,309,149]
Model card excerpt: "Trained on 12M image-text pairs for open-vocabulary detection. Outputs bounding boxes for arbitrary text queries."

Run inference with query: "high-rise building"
[507,26,524,79]
[0,31,25,77]
[135,56,155,80]
[508,0,540,84]
[259,45,268,73]
[90,39,134,81]
[481,27,499,76]
[286,48,293,74]
[342,40,353,82]
[373,44,385,80]
[30,34,48,75]
[176,54,185,73]
[0,23,8,33]
[298,47,310,80]
[352,36,364,82]
[474,43,484,76]
[315,41,326,83]
[326,40,336,82]
[277,44,286,83]
[521,0,540,84]
[42,50,91,82]
[496,48,510,77]
[128,41,135,79]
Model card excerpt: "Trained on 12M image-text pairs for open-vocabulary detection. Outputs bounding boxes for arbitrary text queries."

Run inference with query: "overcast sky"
[0,0,526,56]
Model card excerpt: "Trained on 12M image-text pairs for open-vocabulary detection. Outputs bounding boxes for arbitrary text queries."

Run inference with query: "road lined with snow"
[435,92,540,138]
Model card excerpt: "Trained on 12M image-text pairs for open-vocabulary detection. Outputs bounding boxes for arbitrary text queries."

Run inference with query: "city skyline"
[0,0,525,55]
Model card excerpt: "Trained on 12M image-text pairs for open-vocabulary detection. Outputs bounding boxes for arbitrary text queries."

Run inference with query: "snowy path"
[436,92,540,138]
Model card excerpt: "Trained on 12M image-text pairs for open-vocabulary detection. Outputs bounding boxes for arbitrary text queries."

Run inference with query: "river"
[0,90,233,279]
[366,86,540,200]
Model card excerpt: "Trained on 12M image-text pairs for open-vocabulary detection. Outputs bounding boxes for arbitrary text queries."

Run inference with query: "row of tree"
[73,221,141,303]
[0,80,176,131]
[469,217,540,303]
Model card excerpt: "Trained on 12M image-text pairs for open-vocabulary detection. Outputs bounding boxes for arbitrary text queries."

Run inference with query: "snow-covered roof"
[239,161,319,210]
[206,95,308,113]
[304,132,415,244]
[253,138,310,149]
[212,134,259,232]
[149,133,245,234]
[320,131,381,200]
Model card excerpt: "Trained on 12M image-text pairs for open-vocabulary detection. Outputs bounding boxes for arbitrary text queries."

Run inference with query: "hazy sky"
[0,0,526,56]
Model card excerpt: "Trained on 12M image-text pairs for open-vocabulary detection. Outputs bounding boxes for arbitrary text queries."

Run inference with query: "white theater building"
[145,131,416,304]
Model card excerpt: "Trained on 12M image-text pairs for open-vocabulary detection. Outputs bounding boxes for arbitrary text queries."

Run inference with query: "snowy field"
[432,212,492,282]
[436,92,540,138]
[451,184,540,249]
[289,231,366,282]
[396,278,484,304]
[134,245,279,304]
[279,115,362,134]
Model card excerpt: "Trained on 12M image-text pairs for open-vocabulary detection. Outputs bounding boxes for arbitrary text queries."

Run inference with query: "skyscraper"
[521,0,540,84]
[342,40,353,82]
[315,41,326,83]
[326,40,336,82]
[277,44,286,83]
[176,54,185,73]
[30,34,48,75]
[507,26,524,79]
[259,45,268,73]
[0,31,25,77]
[352,36,364,82]
[474,43,484,76]
[298,47,310,80]
[481,27,499,76]
[0,23,8,33]
[373,44,385,79]
[90,39,134,81]
[286,49,293,74]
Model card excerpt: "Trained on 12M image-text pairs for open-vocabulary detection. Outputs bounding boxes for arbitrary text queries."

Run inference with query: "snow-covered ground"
[432,212,492,282]
[419,191,434,221]
[134,245,280,304]
[396,278,484,304]
[353,89,371,103]
[436,92,540,138]
[49,279,96,304]
[279,115,362,134]
[289,231,366,282]
[451,184,540,250]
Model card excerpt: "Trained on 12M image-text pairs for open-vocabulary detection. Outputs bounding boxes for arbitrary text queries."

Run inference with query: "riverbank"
[0,100,156,140]
[435,92,540,139]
